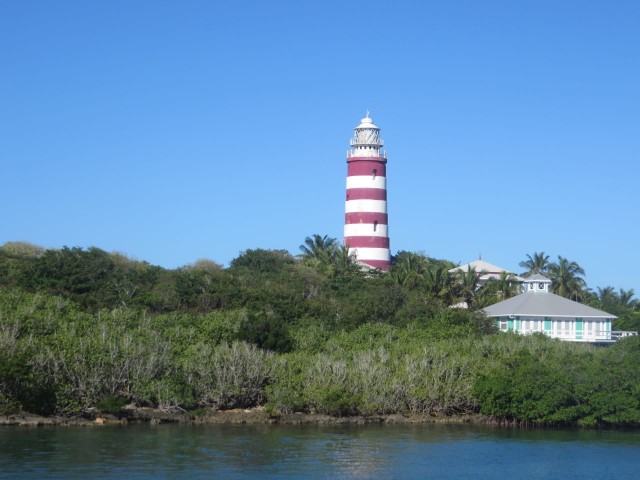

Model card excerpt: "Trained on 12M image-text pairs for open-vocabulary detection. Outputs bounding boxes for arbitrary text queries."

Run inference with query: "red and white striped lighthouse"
[344,113,391,270]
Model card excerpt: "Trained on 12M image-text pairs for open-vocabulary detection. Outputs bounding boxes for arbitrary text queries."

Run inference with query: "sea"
[1,423,639,479]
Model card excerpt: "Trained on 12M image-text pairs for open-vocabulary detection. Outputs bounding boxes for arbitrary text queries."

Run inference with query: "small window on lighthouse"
[372,169,377,179]
[373,221,378,232]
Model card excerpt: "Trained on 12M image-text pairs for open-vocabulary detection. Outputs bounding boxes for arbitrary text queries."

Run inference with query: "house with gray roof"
[483,274,617,343]
[449,258,525,287]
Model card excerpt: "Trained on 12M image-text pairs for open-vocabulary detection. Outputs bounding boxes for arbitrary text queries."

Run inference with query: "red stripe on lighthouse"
[359,259,390,270]
[347,161,387,177]
[346,188,387,201]
[344,236,390,248]
[345,212,388,225]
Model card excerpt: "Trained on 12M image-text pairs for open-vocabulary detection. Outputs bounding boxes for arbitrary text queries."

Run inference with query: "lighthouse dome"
[356,116,379,129]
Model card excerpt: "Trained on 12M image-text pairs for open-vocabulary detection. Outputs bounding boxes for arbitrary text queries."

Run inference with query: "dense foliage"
[0,240,639,426]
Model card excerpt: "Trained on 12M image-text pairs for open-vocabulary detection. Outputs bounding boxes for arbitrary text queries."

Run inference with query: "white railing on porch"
[611,331,639,340]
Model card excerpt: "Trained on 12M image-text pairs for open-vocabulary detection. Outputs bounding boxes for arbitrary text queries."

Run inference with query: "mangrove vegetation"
[1,239,639,426]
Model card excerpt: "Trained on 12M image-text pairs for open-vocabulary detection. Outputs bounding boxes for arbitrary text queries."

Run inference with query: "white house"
[448,258,524,287]
[483,274,617,343]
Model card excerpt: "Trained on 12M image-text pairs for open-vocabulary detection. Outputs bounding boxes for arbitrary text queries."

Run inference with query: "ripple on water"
[1,424,640,479]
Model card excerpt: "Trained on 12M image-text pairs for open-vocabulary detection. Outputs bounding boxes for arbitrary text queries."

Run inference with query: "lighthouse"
[344,113,391,270]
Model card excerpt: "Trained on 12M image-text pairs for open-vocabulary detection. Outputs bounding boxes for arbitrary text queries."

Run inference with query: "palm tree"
[494,271,519,301]
[474,287,498,309]
[548,256,586,301]
[581,287,597,305]
[454,267,480,310]
[519,252,550,277]
[591,287,637,322]
[597,286,617,306]
[299,234,339,264]
[299,234,360,277]
[424,264,455,303]
[617,288,637,309]
[595,286,636,309]
[389,251,428,288]
[329,245,359,276]
[475,271,519,308]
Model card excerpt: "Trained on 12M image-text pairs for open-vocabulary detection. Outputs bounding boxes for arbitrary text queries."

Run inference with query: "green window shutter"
[575,318,583,339]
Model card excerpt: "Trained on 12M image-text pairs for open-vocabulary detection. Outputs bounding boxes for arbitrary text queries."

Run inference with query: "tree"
[299,234,338,263]
[453,267,480,310]
[593,287,639,331]
[548,256,587,301]
[24,246,117,310]
[519,252,550,277]
[474,350,576,424]
[596,286,617,307]
[389,252,456,304]
[229,249,295,274]
[0,241,45,257]
[299,234,359,277]
[495,271,519,300]
[108,253,169,310]
[477,271,519,307]
[236,312,293,353]
[617,289,638,309]
[329,245,360,277]
[389,251,428,288]
[424,263,457,305]
[593,287,638,312]
[175,262,234,312]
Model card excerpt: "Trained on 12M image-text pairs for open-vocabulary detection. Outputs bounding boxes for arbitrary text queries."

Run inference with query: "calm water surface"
[1,424,639,479]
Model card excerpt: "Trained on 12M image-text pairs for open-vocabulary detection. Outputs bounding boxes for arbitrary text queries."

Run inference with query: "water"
[1,424,640,479]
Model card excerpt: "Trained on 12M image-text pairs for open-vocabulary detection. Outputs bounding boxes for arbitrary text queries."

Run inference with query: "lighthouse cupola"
[349,113,385,158]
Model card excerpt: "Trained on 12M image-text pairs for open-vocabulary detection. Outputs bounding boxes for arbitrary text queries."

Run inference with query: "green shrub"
[96,394,128,414]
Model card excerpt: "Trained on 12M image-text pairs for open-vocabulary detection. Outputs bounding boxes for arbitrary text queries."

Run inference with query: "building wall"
[496,316,612,342]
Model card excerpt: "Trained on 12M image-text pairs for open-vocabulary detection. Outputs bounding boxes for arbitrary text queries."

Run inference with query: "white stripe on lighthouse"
[345,199,387,214]
[346,176,387,189]
[344,224,388,237]
[348,248,391,262]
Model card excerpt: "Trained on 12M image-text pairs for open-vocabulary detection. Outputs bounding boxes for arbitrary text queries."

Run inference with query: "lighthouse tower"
[344,113,391,270]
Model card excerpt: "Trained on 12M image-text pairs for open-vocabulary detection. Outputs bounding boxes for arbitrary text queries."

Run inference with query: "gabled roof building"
[483,274,617,343]
[449,258,524,286]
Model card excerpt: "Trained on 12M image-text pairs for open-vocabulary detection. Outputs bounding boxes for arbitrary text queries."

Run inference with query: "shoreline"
[0,407,491,427]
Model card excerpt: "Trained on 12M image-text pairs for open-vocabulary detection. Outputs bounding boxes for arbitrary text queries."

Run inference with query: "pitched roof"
[483,291,617,319]
[449,259,525,282]
[449,259,509,274]
[524,273,550,282]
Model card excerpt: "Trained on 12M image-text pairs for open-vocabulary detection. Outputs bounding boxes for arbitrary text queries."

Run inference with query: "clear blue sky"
[2,1,639,293]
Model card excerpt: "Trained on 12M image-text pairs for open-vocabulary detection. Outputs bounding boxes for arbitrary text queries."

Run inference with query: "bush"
[96,394,128,414]
[183,341,273,409]
[474,350,576,423]
[236,312,293,353]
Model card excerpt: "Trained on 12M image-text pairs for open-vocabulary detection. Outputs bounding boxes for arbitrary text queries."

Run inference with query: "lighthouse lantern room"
[344,113,391,270]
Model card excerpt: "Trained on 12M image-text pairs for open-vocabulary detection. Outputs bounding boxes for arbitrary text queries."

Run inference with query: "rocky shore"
[0,407,487,427]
